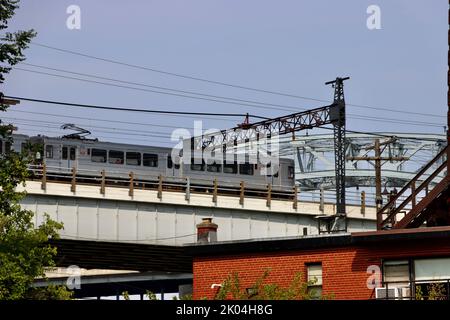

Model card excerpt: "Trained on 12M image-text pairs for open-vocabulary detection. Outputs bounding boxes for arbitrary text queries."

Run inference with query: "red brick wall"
[193,238,450,300]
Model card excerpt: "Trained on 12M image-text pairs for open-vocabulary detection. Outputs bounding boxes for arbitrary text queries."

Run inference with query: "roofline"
[185,226,450,257]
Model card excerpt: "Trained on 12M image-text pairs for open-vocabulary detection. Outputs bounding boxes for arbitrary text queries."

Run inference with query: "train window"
[190,158,205,171]
[166,155,180,169]
[91,148,107,163]
[144,153,158,167]
[126,152,141,166]
[265,162,279,177]
[69,147,76,160]
[288,166,295,179]
[239,163,254,175]
[207,162,222,173]
[45,145,53,159]
[62,146,68,160]
[223,161,238,174]
[108,150,124,164]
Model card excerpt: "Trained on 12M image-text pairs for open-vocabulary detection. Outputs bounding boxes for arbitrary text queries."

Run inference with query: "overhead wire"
[10,66,446,127]
[4,95,269,119]
[30,42,444,119]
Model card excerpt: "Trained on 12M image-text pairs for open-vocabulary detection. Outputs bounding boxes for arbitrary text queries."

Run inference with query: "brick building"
[188,225,450,300]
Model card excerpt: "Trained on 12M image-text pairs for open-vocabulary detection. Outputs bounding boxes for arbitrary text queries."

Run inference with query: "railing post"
[157,175,163,199]
[411,181,416,207]
[266,183,272,208]
[129,172,134,197]
[70,167,77,193]
[212,178,218,203]
[293,185,298,209]
[361,191,366,215]
[185,177,190,201]
[100,170,105,195]
[319,186,324,212]
[41,163,47,191]
[239,181,244,205]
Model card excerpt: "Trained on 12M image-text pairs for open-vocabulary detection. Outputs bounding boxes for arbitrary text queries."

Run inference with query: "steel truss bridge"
[285,132,446,190]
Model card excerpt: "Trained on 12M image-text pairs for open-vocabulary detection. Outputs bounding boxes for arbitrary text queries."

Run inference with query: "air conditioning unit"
[399,287,412,300]
[375,287,400,300]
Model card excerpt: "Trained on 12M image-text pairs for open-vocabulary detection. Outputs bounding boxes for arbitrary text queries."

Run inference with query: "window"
[414,258,450,281]
[265,162,279,177]
[62,146,68,160]
[166,155,179,169]
[413,258,450,300]
[126,152,141,166]
[144,153,159,167]
[108,150,124,164]
[91,148,107,163]
[207,162,222,173]
[45,145,53,159]
[239,163,254,175]
[307,264,322,299]
[223,161,238,174]
[69,147,76,160]
[288,166,295,179]
[190,158,205,171]
[383,260,410,286]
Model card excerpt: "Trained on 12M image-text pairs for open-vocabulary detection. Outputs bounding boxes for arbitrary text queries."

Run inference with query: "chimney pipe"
[196,218,218,243]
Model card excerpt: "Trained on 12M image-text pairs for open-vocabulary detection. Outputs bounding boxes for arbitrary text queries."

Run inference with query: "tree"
[0,0,71,299]
[213,269,334,300]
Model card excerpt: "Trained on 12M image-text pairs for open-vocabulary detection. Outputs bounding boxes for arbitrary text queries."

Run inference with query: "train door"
[61,145,77,169]
[166,154,181,177]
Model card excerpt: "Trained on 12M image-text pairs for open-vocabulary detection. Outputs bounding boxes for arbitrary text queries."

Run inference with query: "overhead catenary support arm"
[191,77,349,217]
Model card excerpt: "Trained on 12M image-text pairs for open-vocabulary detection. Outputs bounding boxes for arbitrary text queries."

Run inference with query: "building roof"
[185,226,450,257]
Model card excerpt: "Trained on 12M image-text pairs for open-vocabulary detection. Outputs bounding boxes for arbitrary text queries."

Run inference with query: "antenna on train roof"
[60,123,92,140]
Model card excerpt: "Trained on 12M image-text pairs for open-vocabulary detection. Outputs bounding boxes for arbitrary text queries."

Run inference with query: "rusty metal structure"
[377,3,450,230]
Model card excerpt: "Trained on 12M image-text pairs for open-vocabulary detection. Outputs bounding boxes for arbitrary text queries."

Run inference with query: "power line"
[4,95,268,119]
[21,63,308,112]
[31,42,443,119]
[10,68,445,127]
[13,67,294,113]
[5,109,220,130]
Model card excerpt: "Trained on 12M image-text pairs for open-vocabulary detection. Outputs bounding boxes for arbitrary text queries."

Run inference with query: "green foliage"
[0,0,36,89]
[415,283,446,300]
[122,291,130,300]
[145,290,158,300]
[0,0,70,300]
[213,269,334,300]
[427,282,446,301]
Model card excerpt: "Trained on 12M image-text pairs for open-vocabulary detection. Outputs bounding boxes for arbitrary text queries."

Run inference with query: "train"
[1,134,296,193]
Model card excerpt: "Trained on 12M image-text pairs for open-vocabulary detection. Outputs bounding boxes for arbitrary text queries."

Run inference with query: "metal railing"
[27,164,379,211]
[378,278,450,300]
[378,146,448,229]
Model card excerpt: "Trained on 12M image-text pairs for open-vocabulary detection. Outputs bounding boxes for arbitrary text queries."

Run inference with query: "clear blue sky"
[3,0,447,147]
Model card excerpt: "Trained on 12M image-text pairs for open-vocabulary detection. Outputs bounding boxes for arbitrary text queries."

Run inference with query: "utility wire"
[10,68,445,127]
[4,95,268,119]
[31,42,443,119]
[21,63,308,112]
[13,67,293,113]
[5,110,213,131]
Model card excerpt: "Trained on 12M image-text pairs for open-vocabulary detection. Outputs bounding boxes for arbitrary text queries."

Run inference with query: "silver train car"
[3,134,295,191]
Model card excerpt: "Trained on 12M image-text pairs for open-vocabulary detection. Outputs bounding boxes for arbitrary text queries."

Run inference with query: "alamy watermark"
[366,5,381,30]
[169,121,281,176]
[66,5,81,30]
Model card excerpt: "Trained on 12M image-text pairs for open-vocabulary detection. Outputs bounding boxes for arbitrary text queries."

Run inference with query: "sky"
[2,0,447,147]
